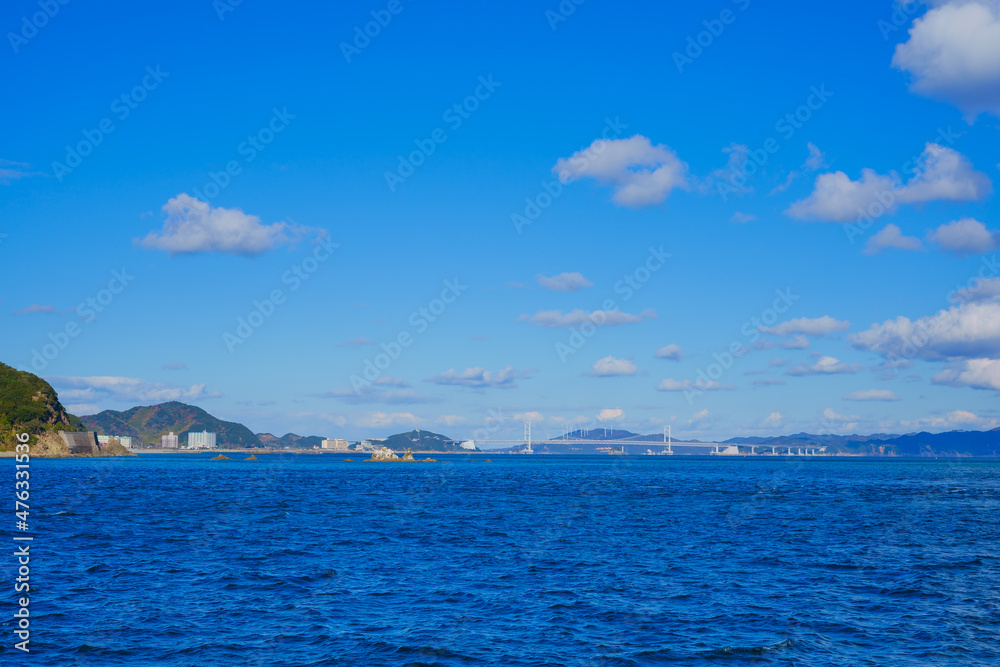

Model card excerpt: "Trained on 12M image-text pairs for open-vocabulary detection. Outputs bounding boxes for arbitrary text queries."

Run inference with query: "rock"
[211,454,231,461]
[367,446,400,462]
[421,458,438,462]
[401,448,416,462]
[244,455,258,461]
[343,458,354,462]
[102,438,138,457]
[29,432,72,458]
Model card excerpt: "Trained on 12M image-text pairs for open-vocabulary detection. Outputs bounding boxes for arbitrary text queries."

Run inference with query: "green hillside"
[81,401,262,447]
[380,429,470,452]
[0,362,83,450]
[257,432,326,449]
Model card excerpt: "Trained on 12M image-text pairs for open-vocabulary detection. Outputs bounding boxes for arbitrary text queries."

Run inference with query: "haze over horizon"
[3,0,1000,441]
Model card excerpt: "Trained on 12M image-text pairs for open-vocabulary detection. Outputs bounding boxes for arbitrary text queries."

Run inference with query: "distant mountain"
[723,430,1000,456]
[724,432,902,448]
[257,432,326,449]
[379,429,471,452]
[81,401,261,448]
[0,362,83,450]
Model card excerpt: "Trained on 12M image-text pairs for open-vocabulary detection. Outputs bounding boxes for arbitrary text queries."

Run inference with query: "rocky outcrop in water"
[366,447,436,462]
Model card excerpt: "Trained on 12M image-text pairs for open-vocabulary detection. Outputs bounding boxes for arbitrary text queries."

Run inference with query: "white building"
[321,438,350,451]
[187,431,217,449]
[161,432,179,449]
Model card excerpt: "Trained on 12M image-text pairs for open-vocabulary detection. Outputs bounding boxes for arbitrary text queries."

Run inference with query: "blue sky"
[2,0,999,443]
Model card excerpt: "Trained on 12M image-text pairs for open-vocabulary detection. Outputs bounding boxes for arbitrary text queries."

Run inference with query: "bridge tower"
[524,421,533,454]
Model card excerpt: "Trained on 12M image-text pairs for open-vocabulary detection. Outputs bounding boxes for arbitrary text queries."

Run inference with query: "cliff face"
[0,362,83,451]
[27,432,138,459]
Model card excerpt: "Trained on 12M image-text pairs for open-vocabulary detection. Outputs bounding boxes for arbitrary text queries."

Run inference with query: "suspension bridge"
[464,423,826,455]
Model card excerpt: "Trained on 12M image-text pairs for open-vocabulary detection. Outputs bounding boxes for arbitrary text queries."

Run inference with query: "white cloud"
[655,344,683,360]
[138,194,320,255]
[426,366,520,389]
[596,408,625,422]
[48,376,221,404]
[786,168,897,222]
[932,358,1000,391]
[706,143,753,197]
[514,411,544,423]
[752,378,786,386]
[821,407,860,432]
[656,378,735,392]
[553,135,690,207]
[929,218,999,254]
[952,277,1000,304]
[65,403,102,415]
[844,389,901,401]
[786,356,863,376]
[320,387,440,405]
[786,144,991,222]
[731,212,757,223]
[850,300,1000,361]
[589,356,638,377]
[804,142,827,171]
[535,272,593,292]
[902,409,999,430]
[517,308,655,328]
[436,415,467,427]
[864,224,924,254]
[374,376,411,387]
[0,158,43,183]
[762,411,784,428]
[780,335,810,350]
[686,409,712,427]
[892,0,1000,118]
[354,412,422,429]
[14,304,57,315]
[760,316,850,337]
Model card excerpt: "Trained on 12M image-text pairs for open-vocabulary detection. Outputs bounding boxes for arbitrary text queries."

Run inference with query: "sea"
[4,454,999,666]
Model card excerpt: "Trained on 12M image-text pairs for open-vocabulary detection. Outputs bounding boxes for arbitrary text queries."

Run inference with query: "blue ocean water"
[4,454,1000,666]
